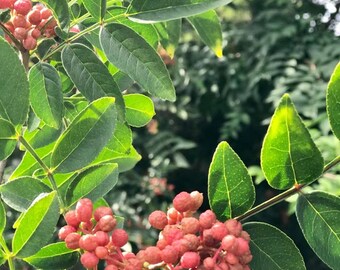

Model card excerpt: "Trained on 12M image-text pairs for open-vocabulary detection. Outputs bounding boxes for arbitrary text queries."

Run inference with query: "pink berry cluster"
[59,193,252,270]
[0,0,56,50]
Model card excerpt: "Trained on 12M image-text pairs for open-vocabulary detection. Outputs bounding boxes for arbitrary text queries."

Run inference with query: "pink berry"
[94,206,113,221]
[144,246,162,264]
[226,252,239,265]
[80,252,99,268]
[235,237,250,255]
[79,234,98,251]
[64,210,80,228]
[203,257,215,270]
[225,219,242,236]
[27,9,41,25]
[161,245,179,264]
[30,28,41,39]
[13,27,27,40]
[0,0,13,9]
[14,0,32,15]
[190,191,203,211]
[12,15,27,28]
[58,225,76,240]
[180,217,200,234]
[173,192,194,213]
[199,210,216,229]
[94,231,110,246]
[211,222,228,241]
[98,215,117,232]
[111,229,128,247]
[105,265,118,270]
[40,7,52,19]
[183,234,200,251]
[76,198,93,222]
[4,22,14,33]
[180,252,200,269]
[149,210,168,230]
[221,234,236,251]
[95,246,108,259]
[65,232,81,249]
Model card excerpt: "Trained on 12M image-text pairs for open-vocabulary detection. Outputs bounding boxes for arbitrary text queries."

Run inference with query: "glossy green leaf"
[0,37,29,126]
[0,249,5,266]
[24,242,79,269]
[66,163,119,207]
[61,44,124,120]
[187,10,222,57]
[124,94,155,127]
[106,122,132,152]
[83,0,106,21]
[0,118,17,160]
[51,97,117,173]
[23,124,62,150]
[126,0,232,23]
[9,143,53,180]
[243,222,306,270]
[327,62,340,140]
[100,23,176,101]
[261,94,324,190]
[296,191,340,269]
[208,141,255,220]
[155,20,181,58]
[12,192,59,258]
[0,177,51,212]
[39,0,70,29]
[0,200,6,235]
[29,63,63,129]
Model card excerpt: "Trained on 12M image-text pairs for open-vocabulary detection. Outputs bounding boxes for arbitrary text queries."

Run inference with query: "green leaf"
[0,249,5,266]
[261,94,324,190]
[100,23,176,101]
[126,0,232,23]
[124,94,155,127]
[24,242,79,269]
[208,141,255,220]
[0,118,17,160]
[51,97,117,173]
[29,63,63,129]
[155,20,181,58]
[66,163,119,207]
[0,177,51,212]
[23,124,62,150]
[83,0,106,21]
[0,200,6,235]
[327,62,340,140]
[0,37,29,126]
[39,0,70,29]
[243,222,306,270]
[106,122,132,152]
[12,192,59,258]
[296,191,340,269]
[187,10,222,57]
[61,44,124,120]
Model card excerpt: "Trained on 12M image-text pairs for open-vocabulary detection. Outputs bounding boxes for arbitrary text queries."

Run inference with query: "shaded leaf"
[187,10,222,57]
[126,0,232,23]
[155,20,181,58]
[39,0,70,29]
[83,0,106,21]
[100,23,175,101]
[261,94,324,190]
[0,118,17,160]
[0,37,29,126]
[61,44,124,120]
[0,200,6,235]
[208,141,255,220]
[244,222,306,270]
[12,192,59,258]
[23,124,62,150]
[0,177,51,212]
[66,163,119,207]
[124,94,155,127]
[296,191,340,269]
[24,242,79,269]
[327,62,340,140]
[51,97,117,173]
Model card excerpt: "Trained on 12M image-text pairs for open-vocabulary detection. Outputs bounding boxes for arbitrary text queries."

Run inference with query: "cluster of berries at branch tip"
[59,192,252,270]
[0,0,56,50]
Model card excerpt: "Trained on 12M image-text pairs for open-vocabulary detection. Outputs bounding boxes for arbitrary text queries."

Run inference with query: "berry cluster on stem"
[60,192,252,270]
[0,0,56,50]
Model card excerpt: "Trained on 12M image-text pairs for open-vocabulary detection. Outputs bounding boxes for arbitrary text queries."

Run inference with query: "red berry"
[95,246,108,259]
[65,232,81,249]
[190,191,203,211]
[58,225,76,240]
[180,217,200,234]
[27,9,41,25]
[161,245,179,264]
[0,0,12,9]
[203,257,215,270]
[94,206,113,222]
[235,237,250,255]
[180,252,200,269]
[64,210,80,228]
[221,234,236,251]
[225,219,242,236]
[111,229,128,247]
[98,215,117,232]
[4,22,14,33]
[79,234,98,251]
[173,192,194,213]
[94,231,110,246]
[144,246,162,264]
[226,252,239,265]
[211,222,228,241]
[12,15,26,28]
[105,265,118,270]
[183,234,200,251]
[76,198,93,222]
[199,210,216,229]
[40,7,52,19]
[13,0,32,15]
[80,252,99,268]
[30,28,41,39]
[149,210,168,230]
